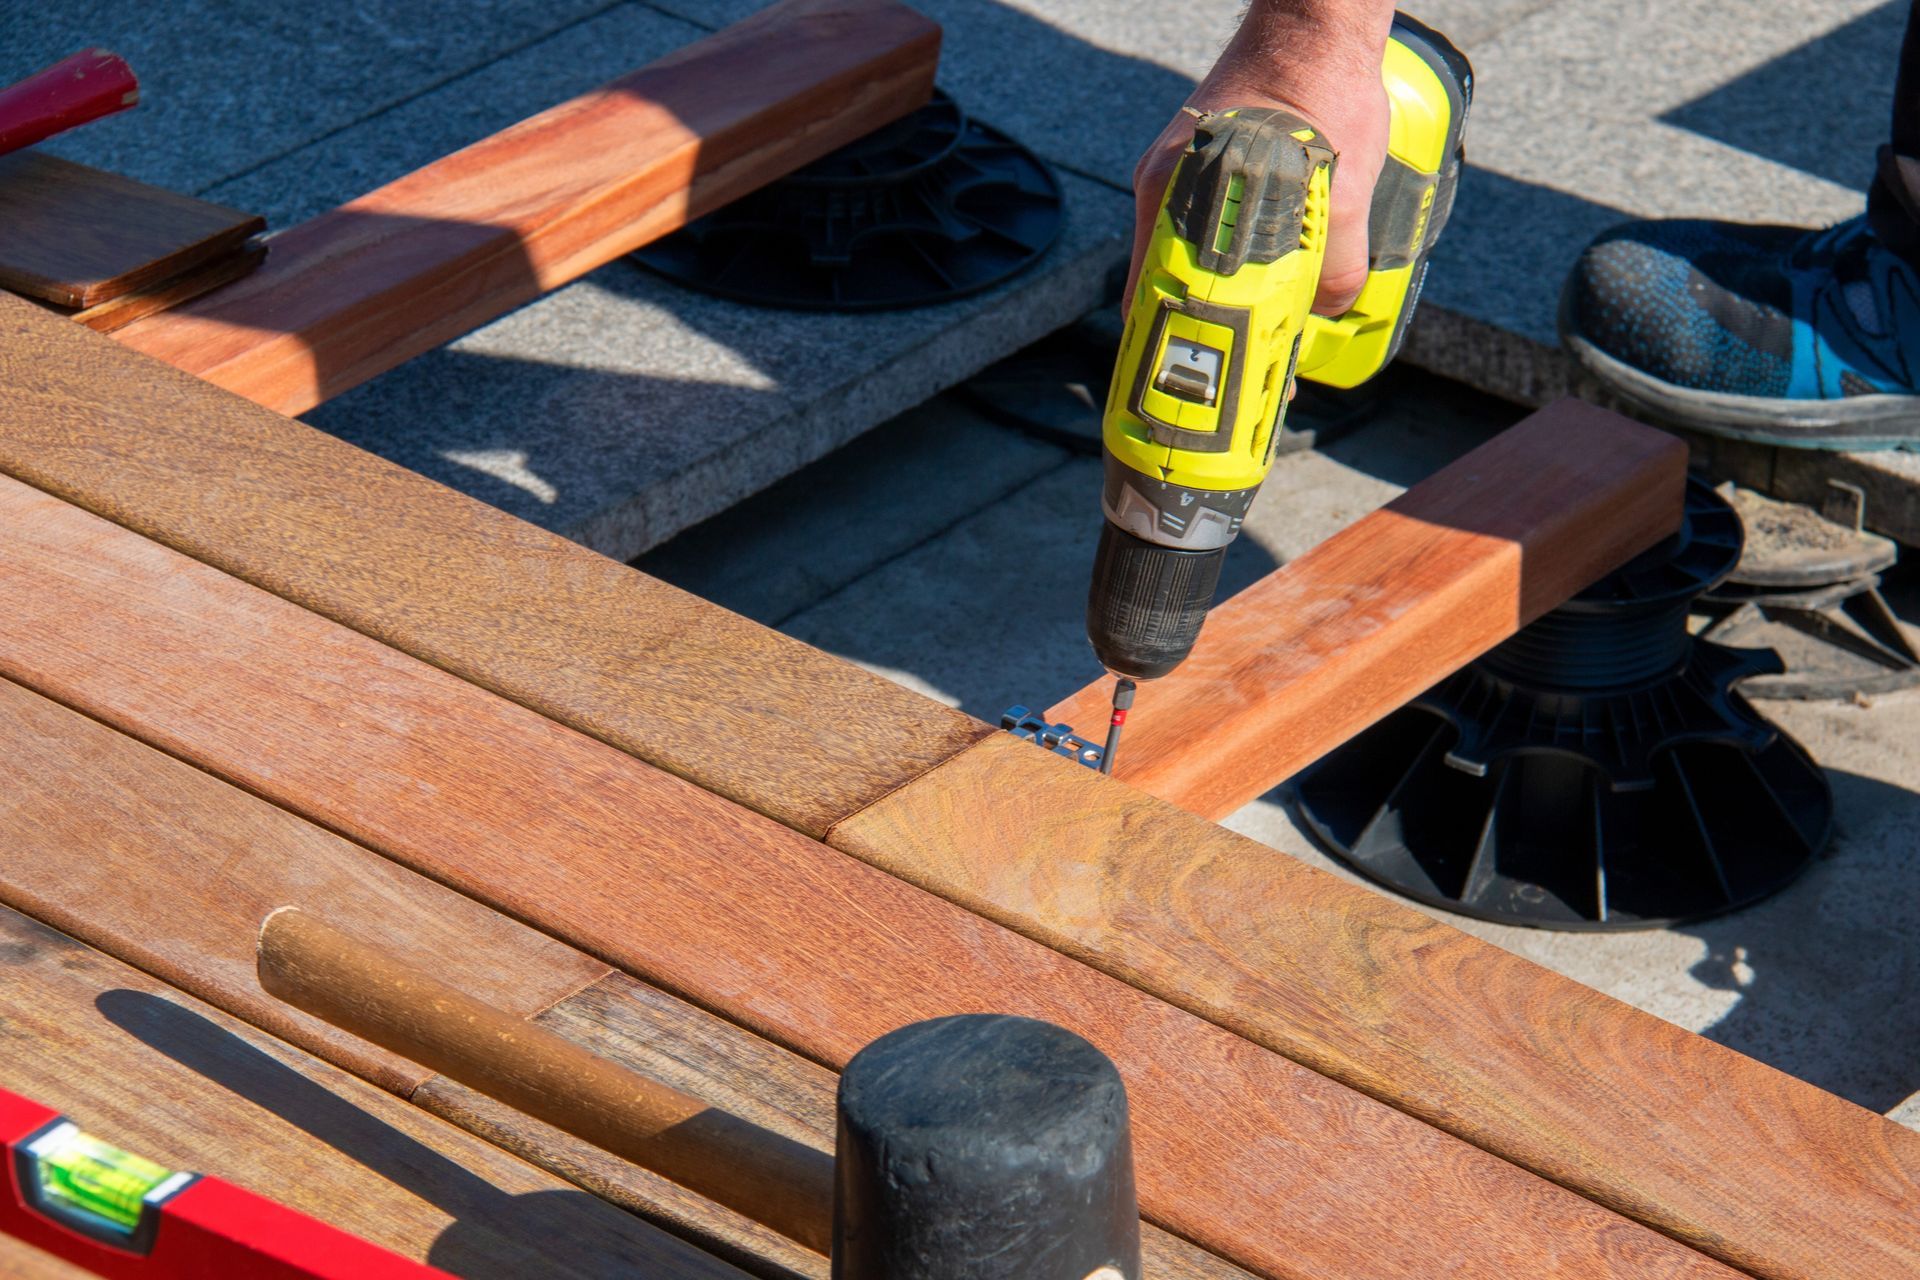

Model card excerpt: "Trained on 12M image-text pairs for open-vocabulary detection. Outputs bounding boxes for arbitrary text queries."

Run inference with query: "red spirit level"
[0,1086,447,1278]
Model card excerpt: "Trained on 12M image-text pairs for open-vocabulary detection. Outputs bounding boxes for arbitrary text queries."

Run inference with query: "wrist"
[1228,0,1395,80]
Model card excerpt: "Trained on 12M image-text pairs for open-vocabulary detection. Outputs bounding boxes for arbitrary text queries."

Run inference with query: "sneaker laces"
[1792,215,1886,335]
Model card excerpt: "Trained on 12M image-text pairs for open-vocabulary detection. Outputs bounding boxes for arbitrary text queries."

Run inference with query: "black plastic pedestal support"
[1294,477,1832,930]
[832,1015,1140,1280]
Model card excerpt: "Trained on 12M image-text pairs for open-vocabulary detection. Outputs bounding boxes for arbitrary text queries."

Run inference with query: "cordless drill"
[1087,13,1470,771]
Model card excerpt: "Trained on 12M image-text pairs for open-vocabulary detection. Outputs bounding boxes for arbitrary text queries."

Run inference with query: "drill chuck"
[1086,521,1226,680]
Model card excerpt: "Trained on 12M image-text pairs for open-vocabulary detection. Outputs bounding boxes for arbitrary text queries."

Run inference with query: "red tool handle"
[0,49,139,159]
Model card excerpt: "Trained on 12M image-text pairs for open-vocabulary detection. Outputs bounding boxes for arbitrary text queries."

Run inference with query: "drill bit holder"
[1293,477,1831,930]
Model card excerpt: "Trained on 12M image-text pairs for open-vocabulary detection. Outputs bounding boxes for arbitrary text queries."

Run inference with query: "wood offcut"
[1048,400,1689,818]
[0,152,262,307]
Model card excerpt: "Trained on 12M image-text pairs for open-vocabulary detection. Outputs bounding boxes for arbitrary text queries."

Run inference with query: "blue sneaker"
[1560,214,1920,448]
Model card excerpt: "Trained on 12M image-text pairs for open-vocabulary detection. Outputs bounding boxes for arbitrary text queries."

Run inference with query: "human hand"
[1127,0,1396,315]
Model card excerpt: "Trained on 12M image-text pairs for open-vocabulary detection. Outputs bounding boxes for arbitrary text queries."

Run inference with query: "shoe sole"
[1556,288,1920,451]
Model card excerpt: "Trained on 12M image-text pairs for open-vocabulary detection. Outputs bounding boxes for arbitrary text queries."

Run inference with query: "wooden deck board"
[0,651,1243,1280]
[0,476,1737,1280]
[111,0,941,414]
[830,731,1920,1280]
[0,906,743,1278]
[0,1237,97,1280]
[1048,401,1689,818]
[0,674,606,1096]
[0,291,989,836]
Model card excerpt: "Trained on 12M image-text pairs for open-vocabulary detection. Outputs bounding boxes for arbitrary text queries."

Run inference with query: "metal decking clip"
[1000,706,1104,770]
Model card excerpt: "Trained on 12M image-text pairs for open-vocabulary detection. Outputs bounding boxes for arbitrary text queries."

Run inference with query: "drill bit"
[1099,677,1136,776]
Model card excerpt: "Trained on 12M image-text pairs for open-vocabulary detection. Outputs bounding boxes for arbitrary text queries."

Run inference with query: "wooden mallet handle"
[257,907,834,1253]
[0,50,139,159]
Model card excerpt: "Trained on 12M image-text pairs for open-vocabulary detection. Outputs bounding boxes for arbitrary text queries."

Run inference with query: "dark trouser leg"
[1868,0,1920,264]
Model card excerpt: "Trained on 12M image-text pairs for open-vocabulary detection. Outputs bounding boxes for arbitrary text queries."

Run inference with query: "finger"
[1311,157,1374,314]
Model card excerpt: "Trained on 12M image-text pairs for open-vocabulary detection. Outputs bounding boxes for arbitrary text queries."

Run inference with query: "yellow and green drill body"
[1087,12,1471,683]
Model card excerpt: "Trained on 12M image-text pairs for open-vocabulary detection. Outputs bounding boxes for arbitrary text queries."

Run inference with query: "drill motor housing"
[1088,13,1470,681]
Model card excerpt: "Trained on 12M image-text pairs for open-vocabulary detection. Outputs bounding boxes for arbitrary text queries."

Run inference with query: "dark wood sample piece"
[0,152,262,306]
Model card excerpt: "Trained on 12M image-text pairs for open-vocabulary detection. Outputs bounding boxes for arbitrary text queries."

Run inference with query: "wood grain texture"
[110,0,939,414]
[0,152,262,306]
[415,1079,829,1280]
[0,906,743,1278]
[0,290,988,837]
[830,731,1920,1280]
[1051,401,1689,818]
[0,673,605,1096]
[70,238,267,332]
[259,908,836,1255]
[0,481,1737,1279]
[0,647,889,1278]
[0,1238,98,1280]
[422,972,1257,1280]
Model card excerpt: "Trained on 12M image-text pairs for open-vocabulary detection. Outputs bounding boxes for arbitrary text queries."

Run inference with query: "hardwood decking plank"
[0,476,1736,1280]
[0,674,605,1097]
[110,0,940,414]
[0,290,987,837]
[0,658,1241,1280]
[0,906,743,1278]
[1048,401,1688,818]
[0,678,837,1279]
[830,731,1920,1280]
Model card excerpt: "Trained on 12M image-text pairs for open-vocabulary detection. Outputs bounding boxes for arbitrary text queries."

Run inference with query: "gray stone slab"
[779,454,1108,711]
[1892,1089,1920,1130]
[1420,0,1884,356]
[307,169,1131,559]
[635,399,1068,625]
[642,0,1552,197]
[1,0,614,197]
[202,4,705,227]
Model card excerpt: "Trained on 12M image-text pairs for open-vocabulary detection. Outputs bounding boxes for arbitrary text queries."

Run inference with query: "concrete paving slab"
[307,169,1131,560]
[1420,0,1883,358]
[3,0,615,198]
[200,4,705,227]
[641,0,1549,196]
[637,399,1069,625]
